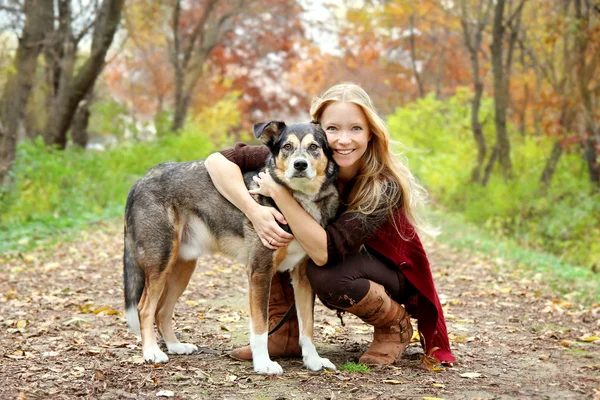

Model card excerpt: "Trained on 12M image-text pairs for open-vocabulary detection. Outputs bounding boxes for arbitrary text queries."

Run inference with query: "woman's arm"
[250,171,390,266]
[205,153,294,249]
[269,185,329,266]
[249,171,329,266]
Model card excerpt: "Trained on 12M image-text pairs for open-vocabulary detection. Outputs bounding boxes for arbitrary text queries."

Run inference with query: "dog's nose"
[294,160,308,171]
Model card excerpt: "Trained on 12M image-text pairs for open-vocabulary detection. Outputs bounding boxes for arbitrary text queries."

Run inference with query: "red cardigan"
[366,211,455,363]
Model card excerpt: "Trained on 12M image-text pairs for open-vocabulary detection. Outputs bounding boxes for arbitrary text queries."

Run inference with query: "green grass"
[427,207,600,305]
[339,362,370,373]
[0,130,216,255]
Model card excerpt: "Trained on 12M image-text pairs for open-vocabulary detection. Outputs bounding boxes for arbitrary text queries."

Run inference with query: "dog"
[123,121,339,375]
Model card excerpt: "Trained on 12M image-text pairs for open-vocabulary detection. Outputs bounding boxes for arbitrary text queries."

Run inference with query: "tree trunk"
[169,0,226,133]
[490,0,513,181]
[71,91,93,148]
[519,83,529,137]
[482,145,498,187]
[460,0,492,184]
[539,141,563,192]
[0,0,53,183]
[584,137,600,185]
[171,91,191,132]
[574,0,600,186]
[45,0,124,149]
[471,81,487,183]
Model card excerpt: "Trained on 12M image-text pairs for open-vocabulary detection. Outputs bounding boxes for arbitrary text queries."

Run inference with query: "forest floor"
[0,219,599,400]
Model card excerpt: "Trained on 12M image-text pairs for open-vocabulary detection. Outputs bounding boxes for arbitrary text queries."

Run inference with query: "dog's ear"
[254,121,286,146]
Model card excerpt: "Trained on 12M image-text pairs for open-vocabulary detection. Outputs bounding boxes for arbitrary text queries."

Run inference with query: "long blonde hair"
[310,82,435,238]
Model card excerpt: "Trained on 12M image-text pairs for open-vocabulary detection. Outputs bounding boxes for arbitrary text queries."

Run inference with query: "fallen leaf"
[579,336,599,343]
[92,305,121,315]
[95,370,105,381]
[383,379,404,384]
[460,372,482,379]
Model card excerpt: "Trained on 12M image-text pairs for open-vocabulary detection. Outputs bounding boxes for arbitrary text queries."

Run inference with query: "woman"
[205,83,455,365]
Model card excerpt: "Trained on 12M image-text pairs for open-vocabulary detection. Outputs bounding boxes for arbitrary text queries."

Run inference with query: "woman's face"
[320,101,372,179]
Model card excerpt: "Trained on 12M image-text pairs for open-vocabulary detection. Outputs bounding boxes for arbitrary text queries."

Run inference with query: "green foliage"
[89,98,132,141]
[427,208,600,304]
[188,91,245,145]
[339,362,370,373]
[388,90,600,269]
[0,132,215,254]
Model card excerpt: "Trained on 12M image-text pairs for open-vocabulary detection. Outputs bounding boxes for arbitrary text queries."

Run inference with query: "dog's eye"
[283,143,293,151]
[309,143,319,151]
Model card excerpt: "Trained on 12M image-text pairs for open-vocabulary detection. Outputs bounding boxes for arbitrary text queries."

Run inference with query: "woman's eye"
[309,144,319,151]
[326,126,337,131]
[352,126,363,131]
[283,143,293,150]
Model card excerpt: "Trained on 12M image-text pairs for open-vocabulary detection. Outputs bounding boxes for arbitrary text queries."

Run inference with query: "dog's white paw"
[304,355,336,372]
[167,343,198,355]
[143,346,169,363]
[253,359,283,375]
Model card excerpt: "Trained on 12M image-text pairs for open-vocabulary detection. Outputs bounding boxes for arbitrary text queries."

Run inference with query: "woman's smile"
[334,149,355,155]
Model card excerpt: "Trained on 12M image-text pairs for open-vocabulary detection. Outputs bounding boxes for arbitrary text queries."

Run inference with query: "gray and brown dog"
[123,121,339,375]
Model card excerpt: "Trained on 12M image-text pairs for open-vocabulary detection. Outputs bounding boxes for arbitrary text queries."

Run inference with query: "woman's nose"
[337,131,351,144]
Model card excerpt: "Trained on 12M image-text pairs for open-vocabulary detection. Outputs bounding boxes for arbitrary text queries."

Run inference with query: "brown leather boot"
[342,281,413,366]
[230,271,302,360]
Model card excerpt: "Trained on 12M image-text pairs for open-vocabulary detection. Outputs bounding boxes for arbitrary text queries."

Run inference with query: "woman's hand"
[248,171,293,249]
[249,170,282,198]
[247,203,294,250]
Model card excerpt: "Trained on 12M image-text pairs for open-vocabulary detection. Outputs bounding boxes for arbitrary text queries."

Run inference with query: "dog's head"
[254,121,338,195]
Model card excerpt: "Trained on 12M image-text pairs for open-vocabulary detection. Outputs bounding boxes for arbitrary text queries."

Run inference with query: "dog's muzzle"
[287,157,314,180]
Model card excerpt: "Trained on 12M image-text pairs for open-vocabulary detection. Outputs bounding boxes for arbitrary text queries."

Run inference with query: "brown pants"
[306,247,416,309]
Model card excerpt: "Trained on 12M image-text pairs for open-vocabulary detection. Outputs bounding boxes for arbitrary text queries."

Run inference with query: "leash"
[268,303,296,335]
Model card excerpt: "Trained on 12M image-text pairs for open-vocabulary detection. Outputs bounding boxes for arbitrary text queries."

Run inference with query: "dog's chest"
[276,240,307,273]
[275,197,323,273]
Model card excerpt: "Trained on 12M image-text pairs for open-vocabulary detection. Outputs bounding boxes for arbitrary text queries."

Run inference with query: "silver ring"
[269,238,273,245]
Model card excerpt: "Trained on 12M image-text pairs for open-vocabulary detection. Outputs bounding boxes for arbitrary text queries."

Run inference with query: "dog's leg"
[290,263,336,372]
[248,268,283,375]
[155,258,198,356]
[138,270,170,363]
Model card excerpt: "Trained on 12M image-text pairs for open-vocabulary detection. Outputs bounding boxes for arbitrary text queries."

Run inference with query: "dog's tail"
[123,232,144,336]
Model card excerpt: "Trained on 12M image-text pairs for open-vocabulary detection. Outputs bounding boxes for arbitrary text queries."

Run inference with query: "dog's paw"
[167,343,198,355]
[253,359,283,375]
[304,355,336,372]
[143,347,169,363]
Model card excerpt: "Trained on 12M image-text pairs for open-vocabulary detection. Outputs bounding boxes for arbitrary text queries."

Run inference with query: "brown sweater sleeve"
[324,209,388,264]
[324,180,401,264]
[220,142,270,173]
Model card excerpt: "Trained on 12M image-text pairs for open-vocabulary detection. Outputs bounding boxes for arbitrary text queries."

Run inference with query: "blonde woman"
[205,83,455,366]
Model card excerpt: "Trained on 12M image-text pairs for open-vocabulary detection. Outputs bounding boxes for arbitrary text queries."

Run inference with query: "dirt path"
[1,220,598,400]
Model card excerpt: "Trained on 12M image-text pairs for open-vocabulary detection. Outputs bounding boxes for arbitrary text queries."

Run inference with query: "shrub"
[387,90,600,268]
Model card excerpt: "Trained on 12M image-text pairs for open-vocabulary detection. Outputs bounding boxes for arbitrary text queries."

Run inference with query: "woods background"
[0,0,598,272]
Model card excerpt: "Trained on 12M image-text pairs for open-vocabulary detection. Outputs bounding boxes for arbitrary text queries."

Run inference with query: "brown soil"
[1,220,598,400]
